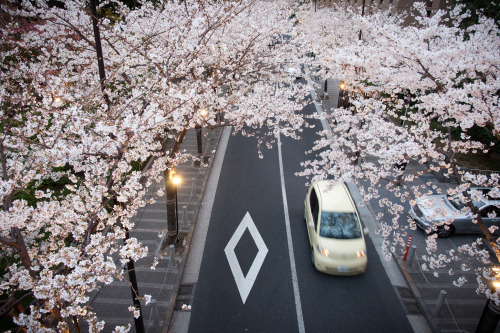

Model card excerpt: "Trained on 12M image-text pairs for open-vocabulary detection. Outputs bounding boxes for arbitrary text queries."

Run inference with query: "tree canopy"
[295,1,500,303]
[0,0,307,330]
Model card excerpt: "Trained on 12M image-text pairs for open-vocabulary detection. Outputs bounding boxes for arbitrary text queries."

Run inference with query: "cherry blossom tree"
[295,2,500,302]
[0,0,308,331]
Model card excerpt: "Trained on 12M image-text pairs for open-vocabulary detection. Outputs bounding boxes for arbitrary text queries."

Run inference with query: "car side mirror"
[363,227,369,235]
[308,221,315,229]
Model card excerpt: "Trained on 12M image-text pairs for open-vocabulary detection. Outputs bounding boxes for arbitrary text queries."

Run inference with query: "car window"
[319,212,362,239]
[481,206,500,219]
[310,188,319,228]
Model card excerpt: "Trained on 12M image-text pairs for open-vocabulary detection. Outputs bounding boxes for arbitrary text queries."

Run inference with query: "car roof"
[315,180,356,213]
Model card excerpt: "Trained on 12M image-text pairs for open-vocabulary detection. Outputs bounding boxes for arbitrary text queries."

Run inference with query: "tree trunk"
[125,230,145,333]
[89,0,110,106]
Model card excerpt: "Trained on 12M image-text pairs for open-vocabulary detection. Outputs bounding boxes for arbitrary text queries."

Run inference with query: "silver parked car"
[409,187,500,238]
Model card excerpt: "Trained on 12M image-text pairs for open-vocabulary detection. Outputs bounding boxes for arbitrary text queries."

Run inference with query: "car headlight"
[317,245,330,257]
[357,250,366,258]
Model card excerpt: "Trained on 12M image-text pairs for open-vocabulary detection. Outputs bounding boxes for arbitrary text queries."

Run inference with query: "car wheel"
[311,248,315,267]
[436,225,455,238]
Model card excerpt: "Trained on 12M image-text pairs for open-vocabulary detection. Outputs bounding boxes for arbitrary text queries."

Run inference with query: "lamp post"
[172,173,181,244]
[196,108,208,157]
[166,169,181,245]
[338,81,345,108]
[477,268,500,332]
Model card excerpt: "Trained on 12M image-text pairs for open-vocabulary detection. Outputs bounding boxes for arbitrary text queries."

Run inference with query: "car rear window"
[320,212,362,239]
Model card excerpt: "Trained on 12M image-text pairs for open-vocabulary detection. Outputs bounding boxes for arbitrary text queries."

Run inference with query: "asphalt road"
[188,103,414,332]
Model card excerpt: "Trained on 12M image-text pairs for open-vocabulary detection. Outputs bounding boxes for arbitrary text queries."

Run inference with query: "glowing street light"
[52,95,63,107]
[172,174,181,186]
[338,81,349,108]
[198,108,209,118]
[493,281,500,290]
[167,170,181,245]
[477,267,500,332]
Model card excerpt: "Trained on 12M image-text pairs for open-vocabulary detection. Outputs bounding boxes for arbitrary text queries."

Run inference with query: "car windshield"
[319,212,362,239]
[449,196,467,210]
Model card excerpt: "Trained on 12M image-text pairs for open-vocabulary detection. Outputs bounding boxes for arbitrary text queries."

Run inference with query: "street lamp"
[172,174,181,245]
[477,267,500,332]
[166,169,181,245]
[170,171,181,244]
[172,174,181,186]
[52,95,63,107]
[196,108,209,163]
[338,81,349,108]
[198,108,208,118]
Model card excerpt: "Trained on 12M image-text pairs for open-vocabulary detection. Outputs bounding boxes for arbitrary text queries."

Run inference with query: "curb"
[393,253,440,333]
[160,128,224,333]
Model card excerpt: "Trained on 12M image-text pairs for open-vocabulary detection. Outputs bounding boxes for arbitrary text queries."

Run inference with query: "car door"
[304,185,314,242]
[454,213,472,234]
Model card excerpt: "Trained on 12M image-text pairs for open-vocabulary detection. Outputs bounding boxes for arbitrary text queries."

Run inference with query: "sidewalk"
[375,161,497,333]
[88,127,222,333]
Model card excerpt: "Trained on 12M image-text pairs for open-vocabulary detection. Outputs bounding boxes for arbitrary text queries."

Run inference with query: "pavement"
[86,76,499,333]
[86,126,223,333]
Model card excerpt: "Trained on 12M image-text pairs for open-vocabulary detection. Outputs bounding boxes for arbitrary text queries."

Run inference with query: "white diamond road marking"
[224,212,268,304]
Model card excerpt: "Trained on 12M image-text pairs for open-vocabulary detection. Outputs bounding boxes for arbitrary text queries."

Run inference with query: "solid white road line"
[277,132,306,333]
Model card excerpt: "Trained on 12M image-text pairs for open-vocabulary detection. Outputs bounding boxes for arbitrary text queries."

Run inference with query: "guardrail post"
[168,244,177,268]
[403,235,413,261]
[406,245,417,266]
[435,290,447,315]
[182,205,187,224]
[150,299,159,326]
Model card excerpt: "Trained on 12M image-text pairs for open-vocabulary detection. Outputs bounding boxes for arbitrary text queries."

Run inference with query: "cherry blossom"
[295,2,500,303]
[0,0,307,330]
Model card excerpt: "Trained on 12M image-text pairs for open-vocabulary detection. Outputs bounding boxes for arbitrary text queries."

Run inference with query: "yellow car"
[304,181,367,275]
